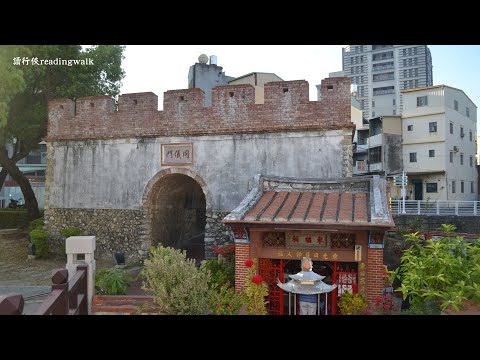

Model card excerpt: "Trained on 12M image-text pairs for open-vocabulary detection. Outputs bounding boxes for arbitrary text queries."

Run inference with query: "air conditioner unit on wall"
[453,146,459,152]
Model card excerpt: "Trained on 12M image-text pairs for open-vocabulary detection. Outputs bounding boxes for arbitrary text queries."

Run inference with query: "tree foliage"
[0,45,125,220]
[393,224,480,311]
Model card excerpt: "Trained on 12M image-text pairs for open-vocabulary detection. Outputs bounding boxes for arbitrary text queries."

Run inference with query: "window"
[415,79,419,88]
[373,86,395,95]
[472,182,475,193]
[403,49,406,56]
[426,183,438,193]
[414,47,418,55]
[414,57,418,66]
[450,122,454,134]
[373,72,394,82]
[393,109,396,115]
[410,152,417,162]
[393,98,396,106]
[369,147,382,163]
[372,100,375,108]
[407,125,413,131]
[417,96,428,107]
[429,122,437,132]
[429,150,435,157]
[470,156,473,167]
[372,51,393,61]
[373,61,394,72]
[372,111,375,117]
[452,181,456,193]
[460,153,464,165]
[460,127,465,138]
[450,151,453,163]
[461,181,465,193]
[403,81,408,89]
[467,107,470,118]
[454,100,458,111]
[470,131,473,141]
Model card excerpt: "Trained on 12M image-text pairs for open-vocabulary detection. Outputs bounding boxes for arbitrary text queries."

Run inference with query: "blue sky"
[429,45,479,107]
[120,45,480,129]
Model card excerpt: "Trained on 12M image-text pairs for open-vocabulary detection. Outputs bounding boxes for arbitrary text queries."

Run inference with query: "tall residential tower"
[342,45,433,119]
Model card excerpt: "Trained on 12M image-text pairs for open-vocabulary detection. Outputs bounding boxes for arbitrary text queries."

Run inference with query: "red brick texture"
[366,248,384,304]
[46,78,353,141]
[234,243,251,290]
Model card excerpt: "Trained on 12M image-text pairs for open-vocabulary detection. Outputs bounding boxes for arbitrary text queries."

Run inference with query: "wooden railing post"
[68,264,89,315]
[33,268,69,315]
[50,269,69,315]
[0,293,24,315]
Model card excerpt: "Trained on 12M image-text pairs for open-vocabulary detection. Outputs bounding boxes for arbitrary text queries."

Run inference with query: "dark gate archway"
[148,173,207,264]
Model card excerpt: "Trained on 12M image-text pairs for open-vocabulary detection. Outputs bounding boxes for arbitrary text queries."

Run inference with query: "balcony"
[369,134,382,148]
[354,143,369,153]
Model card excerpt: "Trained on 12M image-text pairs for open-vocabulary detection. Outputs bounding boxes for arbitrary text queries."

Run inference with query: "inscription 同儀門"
[161,143,193,166]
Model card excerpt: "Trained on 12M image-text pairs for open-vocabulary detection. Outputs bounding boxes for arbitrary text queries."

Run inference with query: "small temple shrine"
[223,174,395,315]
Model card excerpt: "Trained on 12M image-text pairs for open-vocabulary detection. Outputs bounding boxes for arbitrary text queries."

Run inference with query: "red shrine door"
[259,258,285,315]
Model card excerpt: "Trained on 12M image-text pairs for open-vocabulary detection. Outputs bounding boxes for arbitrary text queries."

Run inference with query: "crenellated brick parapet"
[46,78,353,141]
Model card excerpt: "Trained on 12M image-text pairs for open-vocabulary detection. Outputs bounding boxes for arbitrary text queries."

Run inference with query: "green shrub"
[399,301,440,315]
[208,283,244,315]
[0,209,29,229]
[29,217,44,231]
[30,228,49,258]
[141,245,212,315]
[338,290,368,315]
[61,227,81,237]
[95,268,131,295]
[205,258,235,288]
[393,225,480,311]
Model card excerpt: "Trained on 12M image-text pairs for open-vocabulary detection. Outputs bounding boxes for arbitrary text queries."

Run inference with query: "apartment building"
[341,45,433,119]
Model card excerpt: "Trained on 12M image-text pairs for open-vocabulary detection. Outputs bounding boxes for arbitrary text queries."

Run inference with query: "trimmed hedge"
[29,217,45,231]
[30,228,49,258]
[0,209,29,229]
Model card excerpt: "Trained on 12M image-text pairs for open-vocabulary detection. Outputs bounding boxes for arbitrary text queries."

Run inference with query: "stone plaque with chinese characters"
[161,143,193,166]
[286,232,328,248]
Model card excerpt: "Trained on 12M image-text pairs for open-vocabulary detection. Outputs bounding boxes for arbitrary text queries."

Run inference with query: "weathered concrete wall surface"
[47,130,352,212]
[393,214,480,233]
[384,134,402,174]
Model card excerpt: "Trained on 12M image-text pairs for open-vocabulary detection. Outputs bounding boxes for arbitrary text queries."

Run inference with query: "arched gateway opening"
[146,172,207,264]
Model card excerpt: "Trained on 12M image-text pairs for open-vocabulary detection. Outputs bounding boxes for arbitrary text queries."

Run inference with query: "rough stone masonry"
[45,78,353,261]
